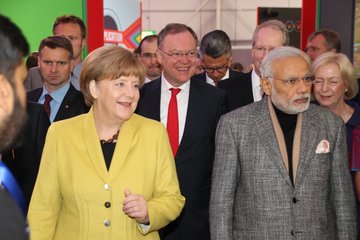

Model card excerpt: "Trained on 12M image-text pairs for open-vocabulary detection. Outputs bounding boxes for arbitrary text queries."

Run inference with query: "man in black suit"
[2,102,50,209]
[136,23,227,240]
[0,14,30,239]
[194,29,242,86]
[27,36,88,122]
[218,19,289,111]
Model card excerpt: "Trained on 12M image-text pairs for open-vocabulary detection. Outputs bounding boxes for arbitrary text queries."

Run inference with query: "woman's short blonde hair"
[80,45,145,106]
[311,52,358,99]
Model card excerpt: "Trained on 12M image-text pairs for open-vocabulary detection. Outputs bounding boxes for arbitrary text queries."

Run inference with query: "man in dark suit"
[218,19,289,111]
[24,15,87,91]
[2,102,50,209]
[27,36,88,122]
[193,29,242,86]
[136,23,227,240]
[0,14,30,239]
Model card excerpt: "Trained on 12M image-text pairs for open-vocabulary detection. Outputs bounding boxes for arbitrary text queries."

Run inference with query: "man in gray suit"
[210,46,357,239]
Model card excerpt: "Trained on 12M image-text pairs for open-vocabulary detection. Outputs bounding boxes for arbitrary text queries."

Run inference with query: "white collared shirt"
[38,81,71,123]
[205,69,230,86]
[143,77,152,84]
[251,70,263,102]
[160,73,190,144]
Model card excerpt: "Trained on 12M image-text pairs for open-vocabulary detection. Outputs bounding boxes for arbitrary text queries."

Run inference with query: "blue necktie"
[0,161,26,215]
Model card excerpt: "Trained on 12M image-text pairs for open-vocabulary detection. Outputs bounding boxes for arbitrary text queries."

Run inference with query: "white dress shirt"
[205,69,230,86]
[160,74,190,144]
[251,70,263,102]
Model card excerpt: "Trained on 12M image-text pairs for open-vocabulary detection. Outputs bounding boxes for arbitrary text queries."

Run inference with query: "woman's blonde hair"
[311,52,358,99]
[80,45,145,106]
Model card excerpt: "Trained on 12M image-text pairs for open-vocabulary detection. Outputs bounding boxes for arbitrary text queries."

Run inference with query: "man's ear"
[156,49,163,65]
[228,56,233,66]
[0,75,13,114]
[261,78,272,96]
[81,38,87,51]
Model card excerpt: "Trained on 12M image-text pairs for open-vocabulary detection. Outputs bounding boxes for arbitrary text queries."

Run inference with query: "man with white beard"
[210,46,357,240]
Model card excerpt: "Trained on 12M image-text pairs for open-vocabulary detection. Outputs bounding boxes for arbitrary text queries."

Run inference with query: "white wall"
[141,0,302,67]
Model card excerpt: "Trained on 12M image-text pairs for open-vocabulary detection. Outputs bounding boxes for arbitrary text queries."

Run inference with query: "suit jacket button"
[104,201,111,208]
[104,220,111,227]
[292,197,297,203]
[104,184,110,190]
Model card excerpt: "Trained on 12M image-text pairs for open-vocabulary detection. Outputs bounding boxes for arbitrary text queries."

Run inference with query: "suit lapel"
[255,97,293,187]
[84,108,109,182]
[176,79,201,161]
[137,79,161,120]
[108,118,134,180]
[294,106,319,187]
[54,85,76,121]
[27,88,43,102]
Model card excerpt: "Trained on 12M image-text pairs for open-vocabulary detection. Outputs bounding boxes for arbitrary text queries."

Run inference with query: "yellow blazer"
[28,108,185,240]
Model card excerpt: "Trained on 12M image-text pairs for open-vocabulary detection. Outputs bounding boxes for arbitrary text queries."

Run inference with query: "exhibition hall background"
[0,0,355,70]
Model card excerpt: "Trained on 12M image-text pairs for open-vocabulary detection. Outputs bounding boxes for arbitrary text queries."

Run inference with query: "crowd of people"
[0,12,359,240]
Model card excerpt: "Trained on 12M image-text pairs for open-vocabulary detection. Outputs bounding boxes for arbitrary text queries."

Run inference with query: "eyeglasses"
[202,64,229,74]
[267,75,315,87]
[140,52,157,59]
[253,46,275,55]
[158,48,197,59]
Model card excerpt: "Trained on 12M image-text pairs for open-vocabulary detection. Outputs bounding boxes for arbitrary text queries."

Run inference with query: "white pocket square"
[316,140,330,154]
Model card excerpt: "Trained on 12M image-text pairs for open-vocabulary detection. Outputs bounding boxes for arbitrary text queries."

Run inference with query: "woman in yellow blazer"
[28,45,185,240]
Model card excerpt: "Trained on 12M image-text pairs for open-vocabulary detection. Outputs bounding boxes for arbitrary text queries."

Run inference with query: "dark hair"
[52,15,87,39]
[308,29,341,53]
[0,15,29,84]
[134,35,158,56]
[200,30,232,58]
[157,23,198,48]
[26,51,39,69]
[38,36,74,60]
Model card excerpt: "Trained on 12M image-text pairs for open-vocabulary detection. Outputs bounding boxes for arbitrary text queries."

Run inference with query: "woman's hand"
[122,188,150,224]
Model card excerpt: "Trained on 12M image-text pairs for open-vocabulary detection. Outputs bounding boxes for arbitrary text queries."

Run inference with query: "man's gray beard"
[0,91,27,152]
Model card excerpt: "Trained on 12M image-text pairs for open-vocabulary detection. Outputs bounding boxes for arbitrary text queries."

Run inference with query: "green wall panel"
[0,0,84,53]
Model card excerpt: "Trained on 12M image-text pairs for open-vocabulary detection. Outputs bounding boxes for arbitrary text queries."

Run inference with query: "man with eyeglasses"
[27,36,88,123]
[210,46,357,240]
[136,23,227,240]
[134,35,162,83]
[218,19,289,111]
[194,30,242,86]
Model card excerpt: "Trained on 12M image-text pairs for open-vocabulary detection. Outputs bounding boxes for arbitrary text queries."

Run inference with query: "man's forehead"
[141,40,157,52]
[273,56,309,73]
[40,47,71,59]
[202,54,229,65]
[54,23,82,35]
[162,32,196,48]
